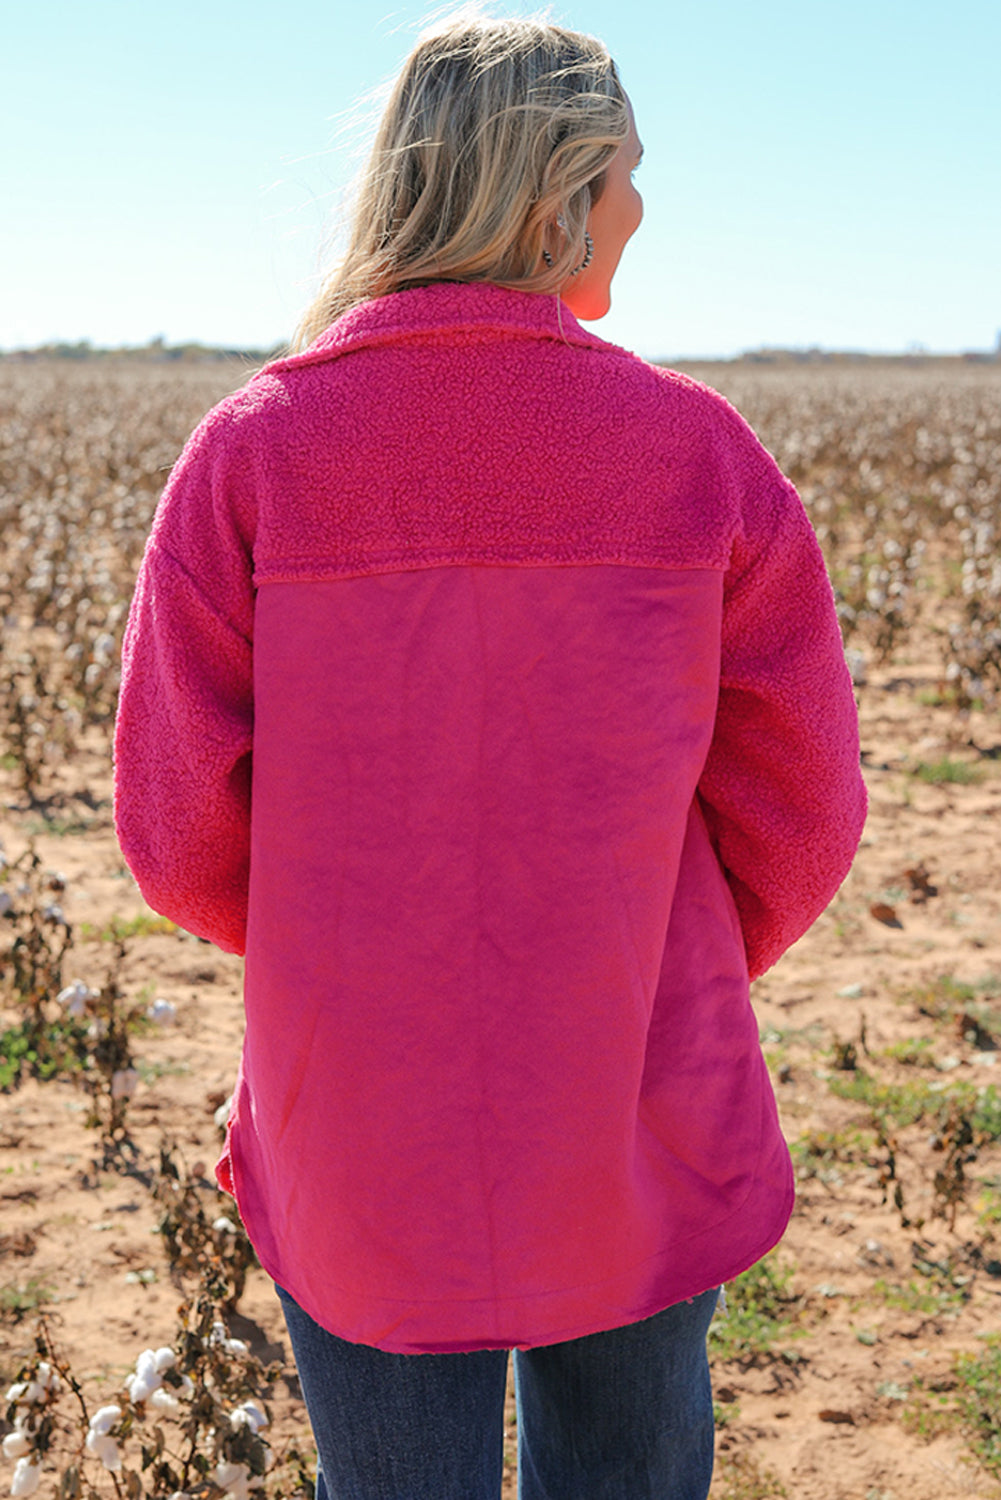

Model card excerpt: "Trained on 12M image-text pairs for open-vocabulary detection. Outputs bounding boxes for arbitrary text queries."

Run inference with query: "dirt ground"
[2,653,1000,1499]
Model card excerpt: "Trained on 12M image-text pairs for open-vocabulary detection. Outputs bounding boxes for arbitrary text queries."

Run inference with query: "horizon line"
[3,335,1000,367]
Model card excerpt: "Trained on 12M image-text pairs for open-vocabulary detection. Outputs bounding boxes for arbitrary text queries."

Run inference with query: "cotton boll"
[213,1217,238,1234]
[844,647,867,686]
[110,1068,139,1100]
[125,1349,161,1403]
[88,1405,122,1437]
[229,1400,267,1434]
[150,1389,179,1414]
[6,1381,44,1408]
[2,1432,31,1461]
[209,1323,249,1358]
[153,1348,176,1373]
[214,1463,251,1500]
[93,633,115,665]
[85,1431,121,1471]
[147,998,176,1025]
[214,1095,233,1130]
[10,1459,41,1497]
[0,892,11,916]
[57,981,94,1018]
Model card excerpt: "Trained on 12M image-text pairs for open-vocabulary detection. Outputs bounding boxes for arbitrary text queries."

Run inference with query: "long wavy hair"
[292,13,628,349]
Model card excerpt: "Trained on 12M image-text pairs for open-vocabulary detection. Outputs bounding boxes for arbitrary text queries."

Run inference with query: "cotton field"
[1,354,1001,1500]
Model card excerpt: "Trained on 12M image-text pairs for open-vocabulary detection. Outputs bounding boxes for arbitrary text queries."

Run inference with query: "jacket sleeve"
[113,403,257,955]
[696,405,868,980]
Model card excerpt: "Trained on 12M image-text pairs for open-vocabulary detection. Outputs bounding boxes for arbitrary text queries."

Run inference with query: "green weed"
[0,1277,56,1322]
[911,976,980,1020]
[710,1450,787,1499]
[79,913,178,942]
[790,1126,876,1184]
[871,1254,970,1317]
[709,1256,802,1363]
[954,1341,1001,1476]
[829,1072,1001,1139]
[912,758,983,785]
[905,1338,1001,1480]
[882,1036,937,1067]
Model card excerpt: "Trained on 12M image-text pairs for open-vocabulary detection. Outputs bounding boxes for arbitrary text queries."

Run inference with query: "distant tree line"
[0,336,287,364]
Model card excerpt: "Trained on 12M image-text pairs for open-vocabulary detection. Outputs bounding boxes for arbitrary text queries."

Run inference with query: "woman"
[114,14,867,1498]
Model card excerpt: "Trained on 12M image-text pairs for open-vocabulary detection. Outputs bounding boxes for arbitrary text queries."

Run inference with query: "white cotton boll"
[125,1349,161,1403]
[85,1431,121,1471]
[229,1400,267,1434]
[2,1432,31,1461]
[10,1459,40,1498]
[150,1389,179,1413]
[6,1381,43,1408]
[110,1068,139,1100]
[214,1095,233,1130]
[57,982,93,1018]
[41,903,64,924]
[36,1365,56,1393]
[153,1347,176,1373]
[88,1405,122,1437]
[214,1463,255,1500]
[213,1217,238,1234]
[179,1375,194,1398]
[209,1324,248,1357]
[844,647,867,687]
[147,998,176,1025]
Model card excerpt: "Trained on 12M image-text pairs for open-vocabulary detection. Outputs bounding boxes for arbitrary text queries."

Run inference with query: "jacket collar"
[266,282,612,375]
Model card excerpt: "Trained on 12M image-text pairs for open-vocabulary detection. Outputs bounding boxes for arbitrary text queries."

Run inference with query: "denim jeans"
[275,1283,719,1500]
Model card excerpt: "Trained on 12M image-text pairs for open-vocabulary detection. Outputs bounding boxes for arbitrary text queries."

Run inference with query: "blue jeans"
[275,1284,719,1500]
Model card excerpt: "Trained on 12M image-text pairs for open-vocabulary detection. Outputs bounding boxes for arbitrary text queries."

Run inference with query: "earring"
[570,231,594,276]
[542,230,594,275]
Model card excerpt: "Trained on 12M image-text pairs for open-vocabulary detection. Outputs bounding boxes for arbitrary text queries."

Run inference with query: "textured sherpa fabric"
[114,282,867,1352]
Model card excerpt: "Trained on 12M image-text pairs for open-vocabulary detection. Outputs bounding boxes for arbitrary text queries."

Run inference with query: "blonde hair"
[293,13,628,349]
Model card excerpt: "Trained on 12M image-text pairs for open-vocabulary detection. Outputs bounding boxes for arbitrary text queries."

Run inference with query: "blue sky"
[3,0,998,359]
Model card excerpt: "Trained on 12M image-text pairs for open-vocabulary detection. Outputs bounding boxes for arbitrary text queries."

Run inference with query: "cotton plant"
[76,937,146,1144]
[215,1402,272,1500]
[3,1360,60,1497]
[154,1142,257,1311]
[0,850,150,1143]
[1,1314,298,1500]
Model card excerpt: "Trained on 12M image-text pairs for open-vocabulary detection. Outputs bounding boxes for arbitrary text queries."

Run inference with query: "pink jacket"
[115,282,866,1353]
